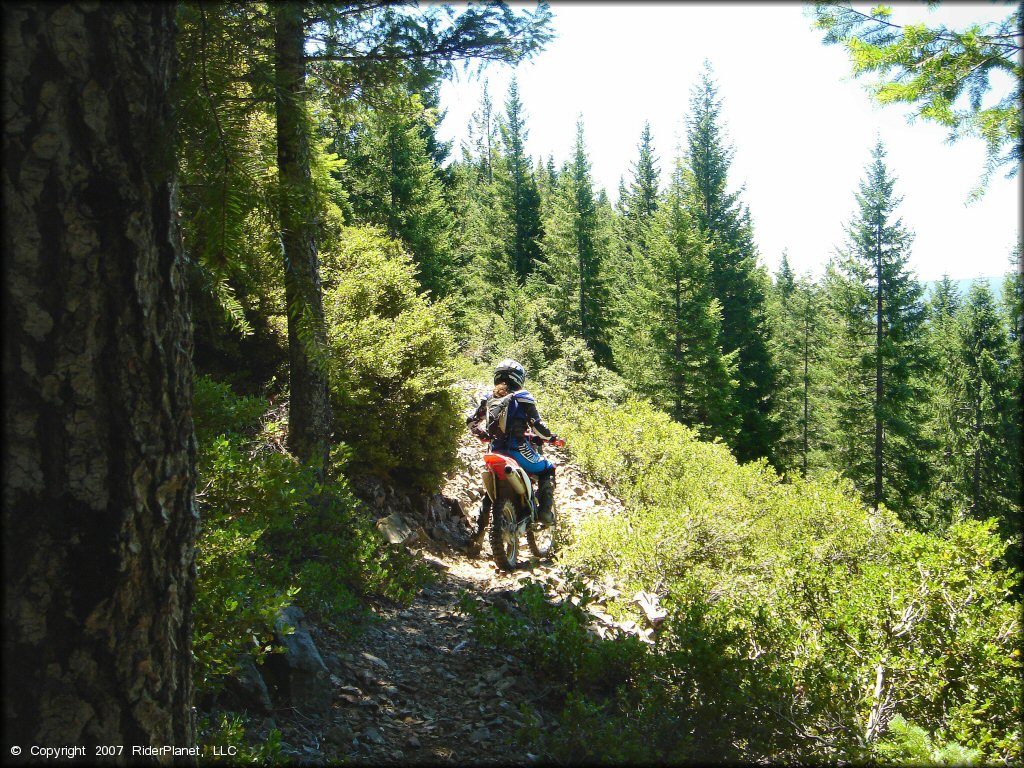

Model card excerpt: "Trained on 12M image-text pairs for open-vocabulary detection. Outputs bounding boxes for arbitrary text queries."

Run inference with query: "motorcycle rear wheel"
[489,484,520,571]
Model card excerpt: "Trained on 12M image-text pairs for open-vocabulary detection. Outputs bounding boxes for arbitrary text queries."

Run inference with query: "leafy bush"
[192,375,433,697]
[539,337,630,406]
[198,712,283,765]
[538,390,1022,764]
[460,581,598,683]
[461,580,737,763]
[193,375,267,444]
[459,284,549,375]
[321,226,462,492]
[192,378,296,694]
[874,715,982,765]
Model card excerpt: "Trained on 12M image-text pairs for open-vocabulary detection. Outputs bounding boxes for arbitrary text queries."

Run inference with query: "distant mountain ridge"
[921,274,1007,300]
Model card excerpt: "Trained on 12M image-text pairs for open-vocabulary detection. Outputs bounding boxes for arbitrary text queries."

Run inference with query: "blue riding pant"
[491,438,555,475]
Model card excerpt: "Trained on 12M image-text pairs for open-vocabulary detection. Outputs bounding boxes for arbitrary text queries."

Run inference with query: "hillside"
[921,274,1007,300]
[198,378,1020,765]
[224,387,646,763]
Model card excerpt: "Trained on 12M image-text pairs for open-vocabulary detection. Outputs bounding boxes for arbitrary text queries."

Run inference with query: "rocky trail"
[245,387,657,764]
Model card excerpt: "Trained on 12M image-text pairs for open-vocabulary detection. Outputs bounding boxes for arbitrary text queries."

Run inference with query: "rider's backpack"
[485,392,521,441]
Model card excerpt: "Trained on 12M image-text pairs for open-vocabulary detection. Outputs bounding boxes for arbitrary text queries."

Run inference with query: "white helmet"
[494,358,526,389]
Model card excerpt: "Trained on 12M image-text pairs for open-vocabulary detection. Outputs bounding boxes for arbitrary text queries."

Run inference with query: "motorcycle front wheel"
[526,511,555,558]
[489,483,520,572]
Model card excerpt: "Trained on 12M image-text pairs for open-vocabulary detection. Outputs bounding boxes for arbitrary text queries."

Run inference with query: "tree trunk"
[674,275,683,420]
[802,304,810,476]
[972,398,983,516]
[577,222,587,340]
[3,2,196,750]
[275,1,332,470]
[874,231,884,508]
[387,126,399,239]
[485,106,492,184]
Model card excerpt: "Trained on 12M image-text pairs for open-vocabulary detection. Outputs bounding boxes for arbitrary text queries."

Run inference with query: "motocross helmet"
[494,358,526,389]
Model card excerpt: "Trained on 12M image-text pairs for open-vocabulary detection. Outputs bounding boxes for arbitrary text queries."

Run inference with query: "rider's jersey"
[466,388,553,448]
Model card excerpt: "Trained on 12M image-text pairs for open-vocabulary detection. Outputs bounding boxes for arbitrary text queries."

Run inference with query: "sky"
[436,2,1022,283]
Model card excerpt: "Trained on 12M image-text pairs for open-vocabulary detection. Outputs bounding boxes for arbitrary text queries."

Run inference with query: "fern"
[212,278,253,337]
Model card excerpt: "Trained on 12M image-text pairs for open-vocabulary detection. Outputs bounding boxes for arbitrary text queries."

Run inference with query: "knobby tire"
[489,483,519,572]
[526,512,555,558]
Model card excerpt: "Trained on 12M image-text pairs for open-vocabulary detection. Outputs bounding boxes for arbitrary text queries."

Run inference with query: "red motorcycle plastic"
[475,432,564,571]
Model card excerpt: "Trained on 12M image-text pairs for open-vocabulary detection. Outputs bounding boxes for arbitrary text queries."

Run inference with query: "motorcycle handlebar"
[472,430,565,448]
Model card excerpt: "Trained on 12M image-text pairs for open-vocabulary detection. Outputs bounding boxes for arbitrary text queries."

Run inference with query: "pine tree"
[622,121,660,256]
[497,77,543,282]
[450,81,537,353]
[1000,245,1024,568]
[452,147,515,317]
[776,252,796,301]
[823,140,932,521]
[4,3,196,747]
[536,153,559,222]
[686,62,779,463]
[641,161,738,441]
[615,176,629,218]
[1003,245,1023,395]
[820,259,874,488]
[470,80,499,184]
[537,118,612,364]
[947,282,1020,537]
[792,276,828,477]
[923,274,963,526]
[415,76,455,186]
[275,2,333,468]
[767,253,818,475]
[1003,244,1024,351]
[607,123,661,373]
[349,97,456,298]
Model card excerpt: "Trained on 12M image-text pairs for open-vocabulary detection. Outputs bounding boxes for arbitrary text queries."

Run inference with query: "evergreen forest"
[3,2,1021,765]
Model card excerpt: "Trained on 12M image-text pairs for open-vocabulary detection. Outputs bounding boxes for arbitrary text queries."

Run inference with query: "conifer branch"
[199,6,232,267]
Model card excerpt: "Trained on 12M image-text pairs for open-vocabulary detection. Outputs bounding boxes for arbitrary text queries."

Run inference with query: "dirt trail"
[269,386,629,763]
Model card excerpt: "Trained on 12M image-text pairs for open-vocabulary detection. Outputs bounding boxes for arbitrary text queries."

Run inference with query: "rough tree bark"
[274,1,332,471]
[3,3,197,751]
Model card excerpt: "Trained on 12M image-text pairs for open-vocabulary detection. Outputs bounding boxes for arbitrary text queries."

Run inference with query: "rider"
[466,359,559,543]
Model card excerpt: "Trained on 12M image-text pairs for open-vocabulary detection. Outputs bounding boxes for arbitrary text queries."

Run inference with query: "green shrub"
[539,337,630,406]
[520,688,691,765]
[198,712,283,764]
[462,580,704,763]
[459,284,549,374]
[192,377,296,694]
[192,375,433,697]
[192,375,266,444]
[875,715,983,765]
[538,390,1022,764]
[321,226,462,492]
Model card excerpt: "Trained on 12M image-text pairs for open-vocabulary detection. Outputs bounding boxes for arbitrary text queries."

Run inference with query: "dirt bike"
[474,430,565,571]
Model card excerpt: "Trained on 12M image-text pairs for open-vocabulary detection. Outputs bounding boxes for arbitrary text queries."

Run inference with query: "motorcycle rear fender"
[507,465,532,500]
[482,469,497,501]
[481,454,532,502]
